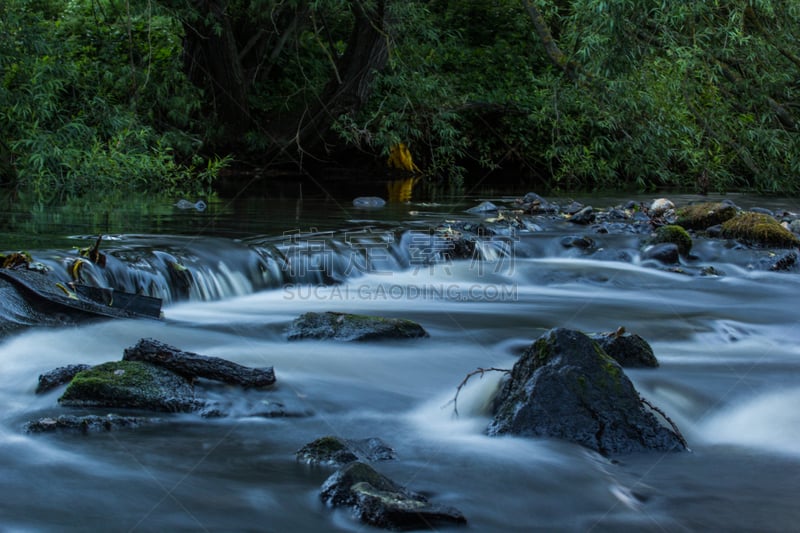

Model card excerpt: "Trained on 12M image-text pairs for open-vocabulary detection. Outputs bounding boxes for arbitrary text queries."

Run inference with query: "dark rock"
[700,266,725,276]
[562,201,585,215]
[24,414,155,434]
[58,361,200,412]
[320,462,467,530]
[706,224,723,238]
[519,192,558,213]
[297,436,396,466]
[749,207,774,217]
[36,364,92,394]
[769,252,797,272]
[559,235,595,250]
[123,338,275,388]
[605,208,629,221]
[287,312,428,341]
[589,332,659,368]
[642,243,680,264]
[568,206,595,225]
[487,328,686,454]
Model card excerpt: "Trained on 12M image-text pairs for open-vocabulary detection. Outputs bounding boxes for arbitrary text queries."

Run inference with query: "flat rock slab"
[488,328,685,455]
[321,461,466,530]
[24,414,156,433]
[287,312,428,341]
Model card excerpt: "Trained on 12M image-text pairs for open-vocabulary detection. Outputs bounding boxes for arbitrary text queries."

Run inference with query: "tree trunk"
[290,0,388,158]
[521,0,579,83]
[182,0,251,138]
[123,338,276,388]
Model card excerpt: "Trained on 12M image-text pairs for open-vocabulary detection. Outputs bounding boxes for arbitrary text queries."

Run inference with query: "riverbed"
[1,192,799,531]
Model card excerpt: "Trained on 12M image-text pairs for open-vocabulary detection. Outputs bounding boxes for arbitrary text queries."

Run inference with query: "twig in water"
[639,393,689,450]
[443,367,510,417]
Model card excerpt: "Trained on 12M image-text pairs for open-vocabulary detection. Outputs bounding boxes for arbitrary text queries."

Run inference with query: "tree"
[161,0,388,167]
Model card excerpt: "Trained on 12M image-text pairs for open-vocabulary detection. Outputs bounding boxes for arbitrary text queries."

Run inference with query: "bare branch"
[443,367,510,417]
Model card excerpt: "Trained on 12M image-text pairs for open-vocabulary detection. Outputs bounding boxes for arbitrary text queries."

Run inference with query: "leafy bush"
[0,0,220,201]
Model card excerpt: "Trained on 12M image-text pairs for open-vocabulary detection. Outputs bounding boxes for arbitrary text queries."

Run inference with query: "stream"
[1,192,799,532]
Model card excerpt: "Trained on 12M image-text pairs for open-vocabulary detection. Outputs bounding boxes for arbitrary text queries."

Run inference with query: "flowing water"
[1,191,799,532]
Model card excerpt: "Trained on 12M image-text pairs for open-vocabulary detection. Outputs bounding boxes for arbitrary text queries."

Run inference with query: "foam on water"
[699,387,800,456]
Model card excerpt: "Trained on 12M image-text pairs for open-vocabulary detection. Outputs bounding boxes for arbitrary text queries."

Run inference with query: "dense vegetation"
[1,0,799,199]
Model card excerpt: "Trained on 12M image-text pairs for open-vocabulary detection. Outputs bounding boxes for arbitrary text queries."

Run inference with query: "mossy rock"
[649,225,692,256]
[287,311,428,341]
[59,361,199,412]
[675,202,737,230]
[488,328,685,454]
[720,212,800,248]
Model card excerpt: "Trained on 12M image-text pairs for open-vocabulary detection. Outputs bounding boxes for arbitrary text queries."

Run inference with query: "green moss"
[65,361,160,397]
[675,202,737,230]
[650,225,693,255]
[592,342,623,391]
[59,360,195,412]
[720,212,800,248]
[533,338,552,366]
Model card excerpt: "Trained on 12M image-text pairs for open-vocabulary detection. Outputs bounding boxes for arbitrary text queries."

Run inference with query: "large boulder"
[58,361,200,412]
[487,328,685,455]
[287,311,428,341]
[320,461,466,530]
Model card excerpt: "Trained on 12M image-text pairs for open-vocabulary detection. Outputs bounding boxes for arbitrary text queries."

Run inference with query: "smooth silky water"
[1,191,799,531]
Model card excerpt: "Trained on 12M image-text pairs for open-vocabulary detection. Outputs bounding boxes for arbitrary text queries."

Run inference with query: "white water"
[2,197,800,531]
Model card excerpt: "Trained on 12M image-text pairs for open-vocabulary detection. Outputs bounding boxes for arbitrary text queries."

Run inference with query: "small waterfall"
[4,225,518,308]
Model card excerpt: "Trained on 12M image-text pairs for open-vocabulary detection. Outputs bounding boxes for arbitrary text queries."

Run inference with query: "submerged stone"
[353,197,386,208]
[320,461,467,530]
[297,436,396,466]
[642,243,680,264]
[287,311,428,341]
[487,328,685,455]
[24,414,155,434]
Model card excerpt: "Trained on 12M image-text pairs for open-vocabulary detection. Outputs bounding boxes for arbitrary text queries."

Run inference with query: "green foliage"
[336,0,800,193]
[0,0,223,201]
[3,0,799,196]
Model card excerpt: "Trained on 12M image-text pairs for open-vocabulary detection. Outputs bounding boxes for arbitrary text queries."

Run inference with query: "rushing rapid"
[1,194,799,531]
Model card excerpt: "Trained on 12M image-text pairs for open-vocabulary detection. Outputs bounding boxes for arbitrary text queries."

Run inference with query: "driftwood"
[123,338,275,388]
[443,367,510,417]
